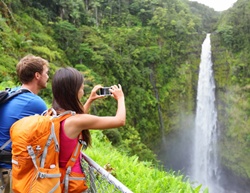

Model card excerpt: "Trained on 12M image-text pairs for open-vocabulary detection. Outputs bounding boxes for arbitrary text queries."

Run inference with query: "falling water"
[192,34,220,192]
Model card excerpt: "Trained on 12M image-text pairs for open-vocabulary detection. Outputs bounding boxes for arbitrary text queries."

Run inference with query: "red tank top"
[59,120,82,173]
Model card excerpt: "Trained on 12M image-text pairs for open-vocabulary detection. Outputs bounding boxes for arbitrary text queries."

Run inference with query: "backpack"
[60,134,88,193]
[0,87,30,104]
[10,109,75,193]
[0,87,31,164]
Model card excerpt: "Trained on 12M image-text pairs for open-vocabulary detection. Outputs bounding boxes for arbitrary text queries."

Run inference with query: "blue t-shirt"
[0,92,47,168]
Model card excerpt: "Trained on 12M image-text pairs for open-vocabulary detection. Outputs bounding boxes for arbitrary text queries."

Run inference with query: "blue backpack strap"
[0,87,31,104]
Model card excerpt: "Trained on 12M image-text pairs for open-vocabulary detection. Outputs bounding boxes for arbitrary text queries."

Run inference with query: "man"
[0,55,49,193]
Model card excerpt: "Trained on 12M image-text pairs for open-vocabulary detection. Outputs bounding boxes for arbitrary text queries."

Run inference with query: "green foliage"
[0,0,205,160]
[0,80,16,90]
[30,46,61,61]
[102,129,122,145]
[188,1,220,33]
[212,0,250,181]
[216,0,250,52]
[85,130,205,193]
[216,25,234,48]
[218,86,250,178]
[0,54,18,83]
[4,0,250,190]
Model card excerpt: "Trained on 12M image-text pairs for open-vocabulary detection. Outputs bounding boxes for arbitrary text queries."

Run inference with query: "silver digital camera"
[98,87,111,96]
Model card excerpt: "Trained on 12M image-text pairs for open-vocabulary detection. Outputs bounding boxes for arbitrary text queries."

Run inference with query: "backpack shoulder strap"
[65,134,83,169]
[57,110,76,121]
[44,109,75,120]
[0,88,31,104]
[39,110,76,167]
[61,134,83,178]
[61,134,84,193]
[0,88,31,149]
[0,139,11,150]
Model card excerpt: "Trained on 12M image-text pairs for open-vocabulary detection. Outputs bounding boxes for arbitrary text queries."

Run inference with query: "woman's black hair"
[52,67,91,146]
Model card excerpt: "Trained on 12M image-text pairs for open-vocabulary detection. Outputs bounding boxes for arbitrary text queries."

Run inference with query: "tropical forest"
[0,0,250,192]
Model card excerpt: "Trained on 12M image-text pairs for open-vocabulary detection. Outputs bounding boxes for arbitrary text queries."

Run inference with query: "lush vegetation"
[1,0,250,191]
[0,0,210,163]
[85,130,207,193]
[212,0,250,181]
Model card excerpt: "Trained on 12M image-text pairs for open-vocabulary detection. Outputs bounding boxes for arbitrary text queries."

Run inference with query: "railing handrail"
[81,152,133,193]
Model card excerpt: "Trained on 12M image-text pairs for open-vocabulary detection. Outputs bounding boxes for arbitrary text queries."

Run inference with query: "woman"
[52,67,126,192]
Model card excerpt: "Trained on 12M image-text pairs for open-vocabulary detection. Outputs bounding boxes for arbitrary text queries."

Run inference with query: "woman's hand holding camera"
[109,84,124,101]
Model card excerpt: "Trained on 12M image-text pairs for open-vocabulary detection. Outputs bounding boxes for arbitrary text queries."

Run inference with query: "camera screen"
[99,87,111,96]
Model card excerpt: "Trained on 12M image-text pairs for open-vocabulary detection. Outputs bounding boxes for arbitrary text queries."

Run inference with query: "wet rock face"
[218,165,250,193]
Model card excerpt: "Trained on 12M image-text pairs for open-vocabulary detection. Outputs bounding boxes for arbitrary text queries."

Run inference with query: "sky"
[189,0,238,11]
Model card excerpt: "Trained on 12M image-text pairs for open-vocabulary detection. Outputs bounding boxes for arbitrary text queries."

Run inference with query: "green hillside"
[85,130,206,193]
[1,0,250,192]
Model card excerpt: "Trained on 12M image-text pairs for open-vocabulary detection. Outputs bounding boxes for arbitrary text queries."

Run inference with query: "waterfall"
[192,34,220,192]
[156,33,247,193]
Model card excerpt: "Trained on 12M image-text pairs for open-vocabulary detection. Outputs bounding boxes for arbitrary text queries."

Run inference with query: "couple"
[0,55,126,193]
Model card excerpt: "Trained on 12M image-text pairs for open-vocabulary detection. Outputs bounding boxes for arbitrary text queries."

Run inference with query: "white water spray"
[192,34,220,192]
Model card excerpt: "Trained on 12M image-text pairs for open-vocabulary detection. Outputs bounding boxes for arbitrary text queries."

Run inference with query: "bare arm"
[65,84,126,138]
[83,85,103,113]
